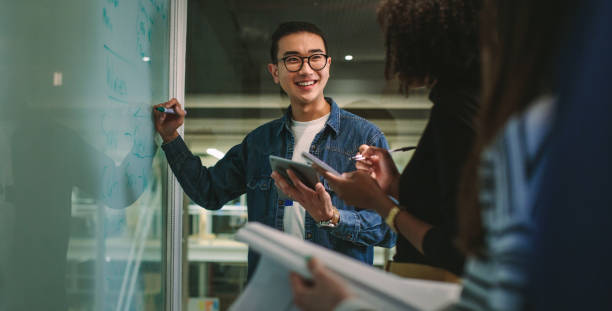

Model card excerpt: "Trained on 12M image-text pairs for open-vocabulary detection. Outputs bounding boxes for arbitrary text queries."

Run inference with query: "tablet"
[269,155,319,200]
[301,152,341,176]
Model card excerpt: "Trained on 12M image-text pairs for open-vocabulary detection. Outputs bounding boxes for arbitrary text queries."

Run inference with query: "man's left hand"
[271,169,335,222]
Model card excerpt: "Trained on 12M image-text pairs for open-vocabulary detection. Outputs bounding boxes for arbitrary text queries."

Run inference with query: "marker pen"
[155,107,187,115]
[351,146,416,161]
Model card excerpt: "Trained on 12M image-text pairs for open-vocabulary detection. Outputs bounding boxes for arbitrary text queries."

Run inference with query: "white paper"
[230,222,462,311]
[229,257,299,311]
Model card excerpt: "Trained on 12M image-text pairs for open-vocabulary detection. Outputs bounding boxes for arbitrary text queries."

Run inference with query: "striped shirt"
[451,96,555,311]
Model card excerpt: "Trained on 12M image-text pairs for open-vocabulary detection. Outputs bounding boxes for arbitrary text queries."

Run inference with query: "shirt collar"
[277,97,340,136]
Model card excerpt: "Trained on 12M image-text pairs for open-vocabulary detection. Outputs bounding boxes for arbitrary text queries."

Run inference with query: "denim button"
[306,233,312,239]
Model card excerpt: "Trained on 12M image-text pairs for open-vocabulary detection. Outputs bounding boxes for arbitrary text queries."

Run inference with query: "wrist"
[323,206,339,224]
[331,207,340,225]
[389,174,400,199]
[316,207,340,228]
[161,131,179,143]
[384,206,401,232]
[374,197,396,218]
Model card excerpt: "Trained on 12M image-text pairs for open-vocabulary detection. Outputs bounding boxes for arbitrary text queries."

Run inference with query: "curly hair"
[377,0,481,91]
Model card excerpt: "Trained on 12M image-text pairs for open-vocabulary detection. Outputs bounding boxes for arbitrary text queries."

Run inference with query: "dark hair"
[458,0,571,255]
[377,0,481,91]
[269,21,328,64]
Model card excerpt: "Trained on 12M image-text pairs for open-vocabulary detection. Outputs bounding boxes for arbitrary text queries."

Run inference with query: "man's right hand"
[153,98,185,143]
[354,144,400,199]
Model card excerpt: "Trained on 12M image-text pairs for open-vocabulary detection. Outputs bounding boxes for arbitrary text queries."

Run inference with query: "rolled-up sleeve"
[326,130,396,248]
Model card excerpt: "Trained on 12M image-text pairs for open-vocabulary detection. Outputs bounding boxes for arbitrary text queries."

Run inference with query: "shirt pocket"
[245,175,275,224]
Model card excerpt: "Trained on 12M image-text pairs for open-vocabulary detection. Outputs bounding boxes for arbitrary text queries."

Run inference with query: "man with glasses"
[153,21,395,279]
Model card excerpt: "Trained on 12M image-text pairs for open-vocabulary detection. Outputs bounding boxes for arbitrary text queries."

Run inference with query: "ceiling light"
[53,72,63,86]
[142,56,151,62]
[344,55,354,61]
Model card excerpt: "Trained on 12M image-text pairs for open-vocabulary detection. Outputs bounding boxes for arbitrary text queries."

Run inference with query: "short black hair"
[269,21,328,64]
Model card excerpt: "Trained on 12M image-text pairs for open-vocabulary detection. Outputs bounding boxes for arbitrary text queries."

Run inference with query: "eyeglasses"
[278,54,329,72]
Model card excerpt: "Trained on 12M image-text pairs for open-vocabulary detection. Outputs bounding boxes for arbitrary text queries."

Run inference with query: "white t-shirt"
[284,113,329,239]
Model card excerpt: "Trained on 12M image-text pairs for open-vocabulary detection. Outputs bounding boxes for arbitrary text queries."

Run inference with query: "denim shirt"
[162,97,396,278]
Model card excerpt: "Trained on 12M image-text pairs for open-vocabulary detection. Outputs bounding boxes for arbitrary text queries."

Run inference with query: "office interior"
[182,1,429,310]
[0,1,429,311]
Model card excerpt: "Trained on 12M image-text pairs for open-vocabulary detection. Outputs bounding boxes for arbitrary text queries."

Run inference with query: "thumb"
[308,257,323,274]
[315,183,327,197]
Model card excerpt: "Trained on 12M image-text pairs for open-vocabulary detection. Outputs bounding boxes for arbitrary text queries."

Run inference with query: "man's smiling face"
[268,31,331,107]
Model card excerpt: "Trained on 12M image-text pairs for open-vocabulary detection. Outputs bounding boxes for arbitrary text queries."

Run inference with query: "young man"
[153,22,395,278]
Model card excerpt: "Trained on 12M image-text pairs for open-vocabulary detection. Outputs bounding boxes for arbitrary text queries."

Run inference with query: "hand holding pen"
[351,146,416,161]
[153,98,187,143]
[352,144,405,198]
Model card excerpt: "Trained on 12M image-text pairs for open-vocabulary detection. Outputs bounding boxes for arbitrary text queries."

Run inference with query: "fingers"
[286,169,315,194]
[311,163,342,184]
[155,98,185,117]
[307,258,334,286]
[290,272,307,294]
[355,159,374,171]
[314,183,333,206]
[152,103,165,118]
[312,163,328,176]
[271,171,298,198]
[164,98,179,109]
[289,272,308,308]
[314,183,327,196]
[167,98,187,117]
[323,170,344,184]
[307,257,322,273]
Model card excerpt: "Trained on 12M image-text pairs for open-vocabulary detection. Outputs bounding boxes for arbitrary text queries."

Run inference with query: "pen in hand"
[155,106,187,115]
[351,146,416,161]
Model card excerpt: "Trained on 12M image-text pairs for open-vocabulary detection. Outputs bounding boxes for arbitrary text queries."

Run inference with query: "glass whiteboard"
[0,0,170,310]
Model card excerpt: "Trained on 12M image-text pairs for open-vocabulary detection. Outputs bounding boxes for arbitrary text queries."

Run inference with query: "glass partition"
[0,1,171,310]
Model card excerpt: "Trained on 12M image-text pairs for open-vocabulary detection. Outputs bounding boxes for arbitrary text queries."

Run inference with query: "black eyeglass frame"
[277,54,330,72]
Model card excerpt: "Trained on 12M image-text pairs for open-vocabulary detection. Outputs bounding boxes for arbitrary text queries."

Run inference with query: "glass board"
[0,0,170,310]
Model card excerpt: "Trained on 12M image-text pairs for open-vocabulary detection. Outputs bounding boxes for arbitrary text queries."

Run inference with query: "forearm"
[330,206,396,247]
[162,136,240,209]
[161,130,179,143]
[374,198,432,254]
[388,175,400,199]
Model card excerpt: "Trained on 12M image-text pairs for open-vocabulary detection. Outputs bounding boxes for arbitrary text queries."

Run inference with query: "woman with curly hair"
[289,0,482,310]
[371,0,481,275]
[316,0,482,277]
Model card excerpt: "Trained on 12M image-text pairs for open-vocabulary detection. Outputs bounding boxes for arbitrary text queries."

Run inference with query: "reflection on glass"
[1,1,169,310]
